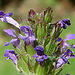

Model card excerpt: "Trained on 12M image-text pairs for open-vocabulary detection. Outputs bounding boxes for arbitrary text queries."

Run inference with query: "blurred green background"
[0,0,75,75]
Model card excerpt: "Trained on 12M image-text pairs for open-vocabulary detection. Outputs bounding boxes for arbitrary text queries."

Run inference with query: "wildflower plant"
[0,7,75,75]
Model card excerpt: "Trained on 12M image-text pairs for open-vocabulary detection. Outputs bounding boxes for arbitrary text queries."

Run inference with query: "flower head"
[59,19,71,29]
[33,46,48,62]
[19,26,35,46]
[0,11,19,28]
[4,29,20,48]
[4,50,17,65]
[55,49,75,68]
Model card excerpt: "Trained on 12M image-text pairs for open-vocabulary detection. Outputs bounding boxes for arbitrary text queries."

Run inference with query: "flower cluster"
[0,7,75,75]
[33,46,48,62]
[55,49,75,68]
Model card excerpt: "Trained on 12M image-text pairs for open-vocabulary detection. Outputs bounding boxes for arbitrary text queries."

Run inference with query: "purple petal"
[57,38,62,42]
[19,34,28,40]
[43,54,48,59]
[66,49,75,58]
[5,17,19,28]
[8,12,13,16]
[12,38,20,48]
[64,43,75,49]
[59,19,71,29]
[25,38,30,45]
[34,46,44,51]
[33,54,44,62]
[65,34,75,41]
[4,42,10,46]
[29,36,36,46]
[4,29,17,37]
[0,11,19,28]
[33,53,38,58]
[33,46,48,62]
[0,11,13,16]
[9,39,18,43]
[5,57,9,60]
[9,53,17,65]
[55,58,65,68]
[4,39,20,48]
[71,44,75,48]
[36,56,44,62]
[20,26,34,36]
[66,74,70,75]
[63,25,67,29]
[0,11,4,15]
[4,39,17,46]
[36,50,44,56]
[60,55,70,64]
[62,19,71,26]
[4,50,9,57]
[29,36,36,42]
[4,50,17,65]
[62,34,75,50]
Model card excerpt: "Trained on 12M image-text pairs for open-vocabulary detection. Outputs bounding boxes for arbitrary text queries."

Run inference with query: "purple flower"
[64,34,75,41]
[33,46,48,62]
[4,29,20,48]
[55,49,75,68]
[0,11,19,28]
[59,19,71,29]
[19,26,35,46]
[62,34,75,50]
[57,38,62,42]
[66,74,70,75]
[4,50,17,65]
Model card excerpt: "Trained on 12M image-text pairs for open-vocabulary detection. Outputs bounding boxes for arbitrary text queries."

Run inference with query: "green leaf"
[21,19,30,26]
[36,65,45,75]
[44,39,51,54]
[55,68,63,75]
[17,55,30,74]
[21,54,28,64]
[26,44,36,57]
[43,7,53,23]
[44,35,57,56]
[37,25,42,40]
[34,61,39,73]
[44,36,51,47]
[50,26,55,37]
[37,25,46,41]
[55,65,65,75]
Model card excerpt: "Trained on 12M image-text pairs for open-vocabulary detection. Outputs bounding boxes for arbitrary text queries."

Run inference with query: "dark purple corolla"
[19,26,35,46]
[0,11,19,28]
[33,46,48,62]
[57,38,62,42]
[66,74,70,75]
[55,49,75,68]
[4,29,20,48]
[4,50,17,65]
[59,19,71,29]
